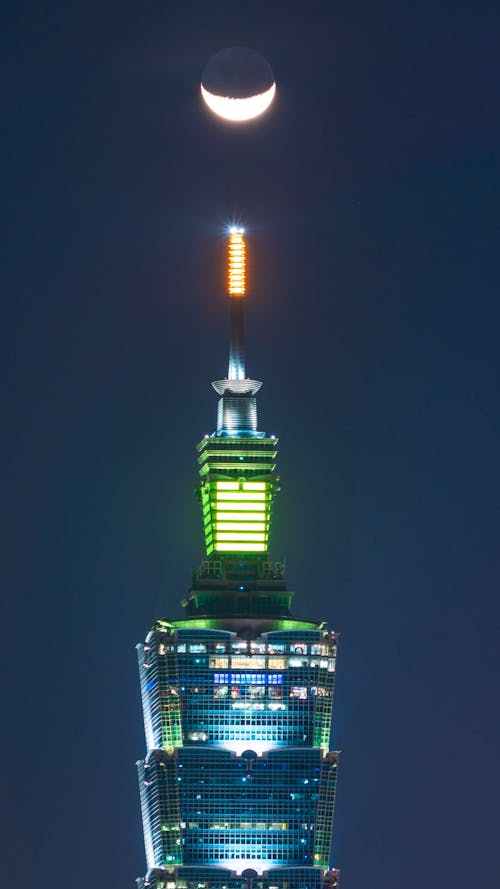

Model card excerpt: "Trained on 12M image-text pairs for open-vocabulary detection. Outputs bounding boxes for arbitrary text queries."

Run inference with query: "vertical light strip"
[228,230,246,296]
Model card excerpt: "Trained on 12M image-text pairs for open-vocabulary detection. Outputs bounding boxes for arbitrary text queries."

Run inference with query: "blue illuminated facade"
[135,239,341,889]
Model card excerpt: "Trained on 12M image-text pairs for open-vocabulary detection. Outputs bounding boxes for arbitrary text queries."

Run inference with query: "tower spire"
[227,228,246,380]
[212,228,262,435]
[198,230,278,557]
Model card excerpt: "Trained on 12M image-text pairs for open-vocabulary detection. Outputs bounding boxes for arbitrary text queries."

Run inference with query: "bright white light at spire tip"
[229,226,245,234]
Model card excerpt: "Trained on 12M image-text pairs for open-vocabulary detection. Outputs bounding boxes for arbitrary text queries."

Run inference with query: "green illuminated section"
[158,631,183,752]
[197,436,279,556]
[160,617,323,632]
[313,695,333,755]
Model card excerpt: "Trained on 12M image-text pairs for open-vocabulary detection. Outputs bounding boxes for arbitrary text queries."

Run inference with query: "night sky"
[2,2,500,887]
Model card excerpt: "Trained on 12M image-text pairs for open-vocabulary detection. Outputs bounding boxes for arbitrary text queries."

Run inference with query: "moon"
[201,46,276,123]
[200,82,276,122]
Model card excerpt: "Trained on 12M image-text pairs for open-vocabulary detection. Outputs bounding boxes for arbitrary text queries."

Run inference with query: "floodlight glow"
[216,491,266,501]
[215,532,265,542]
[215,542,266,552]
[201,473,276,554]
[215,522,266,531]
[222,740,275,757]
[216,511,265,521]
[215,501,266,511]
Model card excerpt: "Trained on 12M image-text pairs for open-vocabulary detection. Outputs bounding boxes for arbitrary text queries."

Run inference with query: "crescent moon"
[200,82,276,122]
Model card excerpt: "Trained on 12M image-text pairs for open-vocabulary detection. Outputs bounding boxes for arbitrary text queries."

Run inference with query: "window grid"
[137,627,339,885]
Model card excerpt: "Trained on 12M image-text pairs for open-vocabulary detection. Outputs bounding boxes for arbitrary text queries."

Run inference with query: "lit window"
[232,656,265,669]
[290,686,308,699]
[209,656,229,668]
[268,657,285,669]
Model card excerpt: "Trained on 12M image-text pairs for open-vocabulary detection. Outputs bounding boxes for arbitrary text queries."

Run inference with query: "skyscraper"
[136,230,340,889]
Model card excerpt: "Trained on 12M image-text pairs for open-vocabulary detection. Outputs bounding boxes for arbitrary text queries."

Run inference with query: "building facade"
[136,231,340,889]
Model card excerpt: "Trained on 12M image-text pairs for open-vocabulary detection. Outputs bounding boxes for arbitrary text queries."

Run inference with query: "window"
[311,644,328,655]
[209,656,229,669]
[231,656,266,669]
[268,657,285,669]
[290,686,308,700]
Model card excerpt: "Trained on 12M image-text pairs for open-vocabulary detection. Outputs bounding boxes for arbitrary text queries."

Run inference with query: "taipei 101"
[3,7,498,889]
[136,226,341,888]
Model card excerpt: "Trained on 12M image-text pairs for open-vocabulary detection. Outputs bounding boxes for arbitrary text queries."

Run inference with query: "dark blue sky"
[2,2,499,887]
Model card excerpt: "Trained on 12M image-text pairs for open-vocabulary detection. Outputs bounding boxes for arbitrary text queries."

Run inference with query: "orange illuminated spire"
[227,228,246,297]
[212,227,263,431]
